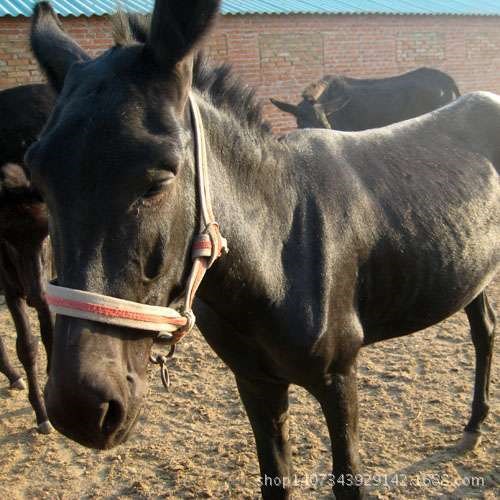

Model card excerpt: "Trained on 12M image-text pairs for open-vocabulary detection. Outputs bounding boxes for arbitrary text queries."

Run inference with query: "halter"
[46,94,228,387]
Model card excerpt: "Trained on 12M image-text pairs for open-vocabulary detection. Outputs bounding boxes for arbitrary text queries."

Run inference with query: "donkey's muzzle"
[44,316,147,449]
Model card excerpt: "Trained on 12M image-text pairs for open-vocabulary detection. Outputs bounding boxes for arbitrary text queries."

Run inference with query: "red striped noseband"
[46,94,228,351]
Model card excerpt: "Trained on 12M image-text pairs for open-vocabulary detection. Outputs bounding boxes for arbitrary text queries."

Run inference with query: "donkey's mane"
[193,55,272,135]
[111,13,271,136]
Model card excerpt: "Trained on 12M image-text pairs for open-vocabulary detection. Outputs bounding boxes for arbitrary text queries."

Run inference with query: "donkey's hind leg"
[460,291,496,450]
[5,292,52,434]
[0,334,25,389]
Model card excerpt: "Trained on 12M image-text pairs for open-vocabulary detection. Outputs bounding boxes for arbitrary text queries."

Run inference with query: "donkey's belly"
[359,247,499,345]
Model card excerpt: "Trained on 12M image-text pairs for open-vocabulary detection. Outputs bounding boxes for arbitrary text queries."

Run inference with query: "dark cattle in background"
[0,163,53,434]
[0,84,55,167]
[271,67,461,130]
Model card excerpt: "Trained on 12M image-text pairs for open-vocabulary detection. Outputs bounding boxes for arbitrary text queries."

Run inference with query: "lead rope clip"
[149,344,176,391]
[149,310,195,389]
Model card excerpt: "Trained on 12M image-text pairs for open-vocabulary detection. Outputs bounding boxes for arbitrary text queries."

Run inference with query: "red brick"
[0,13,499,134]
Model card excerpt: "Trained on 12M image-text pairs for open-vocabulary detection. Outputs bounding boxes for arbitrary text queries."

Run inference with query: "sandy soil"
[0,280,498,499]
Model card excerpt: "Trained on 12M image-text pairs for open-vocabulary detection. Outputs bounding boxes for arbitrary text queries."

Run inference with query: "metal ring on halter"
[149,310,194,390]
[155,309,196,344]
[149,351,175,391]
[156,331,175,344]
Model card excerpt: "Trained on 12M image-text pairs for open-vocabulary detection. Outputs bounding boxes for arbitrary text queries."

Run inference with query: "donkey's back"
[285,91,499,340]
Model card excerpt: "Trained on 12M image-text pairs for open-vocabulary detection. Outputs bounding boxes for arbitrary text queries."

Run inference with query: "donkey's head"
[26,1,221,449]
[270,80,350,129]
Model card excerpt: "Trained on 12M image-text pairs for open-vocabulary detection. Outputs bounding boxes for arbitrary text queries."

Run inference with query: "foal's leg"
[460,291,496,450]
[33,299,54,373]
[236,376,292,499]
[0,334,25,389]
[5,293,52,433]
[36,238,54,371]
[312,365,364,500]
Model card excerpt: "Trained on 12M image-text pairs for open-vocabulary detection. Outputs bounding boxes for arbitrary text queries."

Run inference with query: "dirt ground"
[0,280,498,499]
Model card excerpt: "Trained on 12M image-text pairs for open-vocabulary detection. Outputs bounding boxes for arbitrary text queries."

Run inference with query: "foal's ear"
[31,2,90,93]
[147,0,221,68]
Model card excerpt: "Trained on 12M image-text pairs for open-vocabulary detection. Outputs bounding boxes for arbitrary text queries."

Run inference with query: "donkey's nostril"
[99,400,125,437]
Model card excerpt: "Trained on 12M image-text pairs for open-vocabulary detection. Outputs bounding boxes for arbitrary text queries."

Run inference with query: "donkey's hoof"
[457,431,482,452]
[37,421,54,435]
[10,378,26,390]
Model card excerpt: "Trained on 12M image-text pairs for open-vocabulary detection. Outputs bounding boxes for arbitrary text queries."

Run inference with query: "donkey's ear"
[270,98,299,117]
[148,0,221,67]
[31,2,90,93]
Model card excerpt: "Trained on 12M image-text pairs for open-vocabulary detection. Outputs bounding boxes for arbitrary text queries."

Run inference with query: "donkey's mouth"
[48,402,143,450]
[44,372,145,450]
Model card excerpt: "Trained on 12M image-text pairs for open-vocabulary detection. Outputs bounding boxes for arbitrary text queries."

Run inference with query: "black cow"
[271,67,460,130]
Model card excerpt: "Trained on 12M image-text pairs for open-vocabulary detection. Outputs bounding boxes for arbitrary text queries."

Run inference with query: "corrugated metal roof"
[223,1,500,16]
[0,0,499,18]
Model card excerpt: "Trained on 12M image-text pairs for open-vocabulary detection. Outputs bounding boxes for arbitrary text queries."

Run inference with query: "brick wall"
[1,13,499,133]
[0,16,112,87]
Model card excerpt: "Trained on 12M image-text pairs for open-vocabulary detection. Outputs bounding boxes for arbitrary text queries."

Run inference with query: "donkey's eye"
[143,180,170,199]
[142,169,176,200]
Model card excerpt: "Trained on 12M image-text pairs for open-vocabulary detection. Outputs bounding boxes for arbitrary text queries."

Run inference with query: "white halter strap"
[46,283,185,333]
[46,94,228,344]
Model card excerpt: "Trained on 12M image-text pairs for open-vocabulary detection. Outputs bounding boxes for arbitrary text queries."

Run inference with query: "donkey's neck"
[196,98,297,325]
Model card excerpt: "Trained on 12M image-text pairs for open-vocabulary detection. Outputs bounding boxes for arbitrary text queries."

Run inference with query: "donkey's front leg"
[5,293,52,434]
[34,298,54,373]
[314,365,364,499]
[0,333,25,389]
[236,376,292,500]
